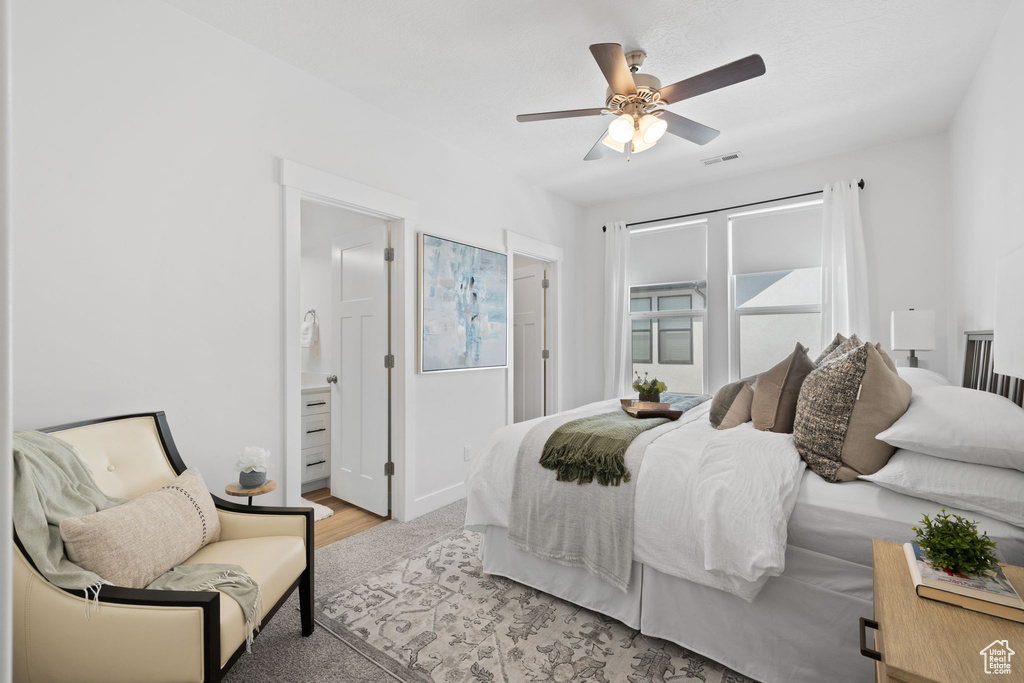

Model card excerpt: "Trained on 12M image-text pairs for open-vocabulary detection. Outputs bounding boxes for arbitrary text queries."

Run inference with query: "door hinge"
[384,246,395,262]
[541,349,550,359]
[384,461,395,476]
[384,354,395,369]
[541,278,549,289]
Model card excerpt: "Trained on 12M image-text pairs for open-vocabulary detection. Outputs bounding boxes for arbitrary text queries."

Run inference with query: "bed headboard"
[963,330,1024,407]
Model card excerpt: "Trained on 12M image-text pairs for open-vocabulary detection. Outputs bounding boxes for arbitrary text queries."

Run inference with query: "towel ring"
[304,309,318,323]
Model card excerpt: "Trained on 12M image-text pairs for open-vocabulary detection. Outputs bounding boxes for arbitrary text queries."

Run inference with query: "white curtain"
[821,181,871,344]
[603,222,631,398]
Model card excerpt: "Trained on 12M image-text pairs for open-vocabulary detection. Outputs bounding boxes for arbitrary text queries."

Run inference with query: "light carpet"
[226,499,757,682]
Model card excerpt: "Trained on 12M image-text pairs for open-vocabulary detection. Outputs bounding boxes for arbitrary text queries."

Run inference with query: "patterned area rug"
[316,530,756,683]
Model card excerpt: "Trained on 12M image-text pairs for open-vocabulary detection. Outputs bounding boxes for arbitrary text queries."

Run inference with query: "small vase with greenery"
[633,372,668,403]
[913,509,1000,577]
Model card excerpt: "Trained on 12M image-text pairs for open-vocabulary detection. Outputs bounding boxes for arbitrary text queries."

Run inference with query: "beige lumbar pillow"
[794,342,912,482]
[61,470,221,588]
[710,379,755,430]
[751,342,815,433]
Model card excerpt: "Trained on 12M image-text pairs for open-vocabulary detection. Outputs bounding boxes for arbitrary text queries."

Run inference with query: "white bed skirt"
[478,525,874,683]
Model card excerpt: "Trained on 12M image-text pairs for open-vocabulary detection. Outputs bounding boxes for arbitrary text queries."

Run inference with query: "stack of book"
[903,542,1024,622]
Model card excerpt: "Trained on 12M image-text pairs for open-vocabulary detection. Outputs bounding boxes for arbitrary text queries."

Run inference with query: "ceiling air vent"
[702,151,743,166]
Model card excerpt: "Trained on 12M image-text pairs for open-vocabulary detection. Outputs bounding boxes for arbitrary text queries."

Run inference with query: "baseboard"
[408,481,465,520]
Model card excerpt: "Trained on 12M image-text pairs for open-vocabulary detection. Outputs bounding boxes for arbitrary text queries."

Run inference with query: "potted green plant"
[913,509,1000,576]
[234,446,270,489]
[633,372,668,403]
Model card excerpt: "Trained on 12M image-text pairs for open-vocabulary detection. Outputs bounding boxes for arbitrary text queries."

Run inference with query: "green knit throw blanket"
[539,412,669,486]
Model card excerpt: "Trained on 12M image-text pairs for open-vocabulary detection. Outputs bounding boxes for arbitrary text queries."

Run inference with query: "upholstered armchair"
[12,412,314,682]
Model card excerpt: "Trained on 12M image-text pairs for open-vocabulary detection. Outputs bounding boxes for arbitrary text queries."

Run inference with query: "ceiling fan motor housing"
[605,73,662,107]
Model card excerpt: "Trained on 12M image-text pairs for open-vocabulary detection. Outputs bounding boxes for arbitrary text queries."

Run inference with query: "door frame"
[504,231,564,426]
[281,160,417,521]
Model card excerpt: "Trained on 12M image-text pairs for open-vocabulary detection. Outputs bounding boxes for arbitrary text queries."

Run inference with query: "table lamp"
[891,309,935,368]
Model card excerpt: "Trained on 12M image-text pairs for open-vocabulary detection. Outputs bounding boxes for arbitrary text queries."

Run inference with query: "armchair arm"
[212,495,314,546]
[13,548,220,683]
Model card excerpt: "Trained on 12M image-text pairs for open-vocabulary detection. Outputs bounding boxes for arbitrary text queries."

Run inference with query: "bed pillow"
[896,367,953,392]
[751,343,815,433]
[60,470,221,588]
[877,385,1024,471]
[815,333,848,365]
[795,342,912,481]
[710,379,755,430]
[861,450,1024,527]
[814,333,862,366]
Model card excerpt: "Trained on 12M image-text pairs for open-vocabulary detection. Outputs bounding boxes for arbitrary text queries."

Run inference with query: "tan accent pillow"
[60,470,221,588]
[751,343,816,433]
[794,342,913,482]
[713,382,754,430]
[875,343,898,374]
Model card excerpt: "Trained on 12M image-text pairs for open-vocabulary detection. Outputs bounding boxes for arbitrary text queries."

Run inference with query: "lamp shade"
[890,309,936,350]
[994,247,1024,378]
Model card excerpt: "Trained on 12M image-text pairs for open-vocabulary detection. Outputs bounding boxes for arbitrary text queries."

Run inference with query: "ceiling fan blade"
[660,111,720,145]
[658,54,765,105]
[589,43,637,95]
[516,108,606,123]
[584,131,611,161]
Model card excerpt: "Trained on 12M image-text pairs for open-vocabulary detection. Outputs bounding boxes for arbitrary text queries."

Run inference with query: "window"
[657,295,693,365]
[630,297,652,364]
[628,221,708,393]
[729,202,824,377]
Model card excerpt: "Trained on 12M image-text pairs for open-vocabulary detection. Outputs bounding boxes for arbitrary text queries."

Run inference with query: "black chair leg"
[299,568,314,636]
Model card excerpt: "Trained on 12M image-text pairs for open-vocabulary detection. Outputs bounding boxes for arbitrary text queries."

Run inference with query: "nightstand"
[866,539,1024,682]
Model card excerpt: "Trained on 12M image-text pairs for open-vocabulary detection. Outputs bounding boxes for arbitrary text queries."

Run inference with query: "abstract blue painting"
[419,233,507,372]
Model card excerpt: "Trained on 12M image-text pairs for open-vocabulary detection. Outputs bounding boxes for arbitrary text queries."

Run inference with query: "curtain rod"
[602,179,865,232]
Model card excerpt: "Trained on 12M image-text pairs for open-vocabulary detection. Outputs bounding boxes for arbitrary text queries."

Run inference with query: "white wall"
[299,201,382,376]
[11,0,583,516]
[946,0,1024,377]
[1,0,12,678]
[580,134,950,401]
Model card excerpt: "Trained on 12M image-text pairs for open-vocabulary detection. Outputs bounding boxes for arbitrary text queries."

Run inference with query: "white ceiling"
[163,0,1010,206]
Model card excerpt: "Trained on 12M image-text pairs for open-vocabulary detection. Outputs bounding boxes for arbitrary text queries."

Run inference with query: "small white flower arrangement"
[234,446,270,473]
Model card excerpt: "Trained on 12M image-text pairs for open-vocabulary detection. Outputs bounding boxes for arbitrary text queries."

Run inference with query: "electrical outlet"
[464,445,472,461]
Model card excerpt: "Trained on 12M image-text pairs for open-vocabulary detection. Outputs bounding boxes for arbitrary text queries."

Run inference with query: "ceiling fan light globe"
[639,114,668,143]
[600,134,625,153]
[630,128,655,153]
[608,114,635,144]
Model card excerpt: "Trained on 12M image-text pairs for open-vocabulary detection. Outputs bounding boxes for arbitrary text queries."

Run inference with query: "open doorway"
[512,254,551,422]
[298,200,391,548]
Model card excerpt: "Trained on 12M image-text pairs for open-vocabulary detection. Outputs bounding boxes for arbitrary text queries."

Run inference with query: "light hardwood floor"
[304,487,389,550]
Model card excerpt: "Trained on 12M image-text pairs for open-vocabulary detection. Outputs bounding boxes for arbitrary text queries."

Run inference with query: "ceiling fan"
[516,44,765,160]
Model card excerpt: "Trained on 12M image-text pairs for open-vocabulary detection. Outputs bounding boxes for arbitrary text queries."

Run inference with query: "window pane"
[633,283,706,310]
[658,294,692,311]
[630,297,651,313]
[659,325,693,364]
[632,329,652,364]
[739,313,821,377]
[634,318,703,394]
[736,267,821,308]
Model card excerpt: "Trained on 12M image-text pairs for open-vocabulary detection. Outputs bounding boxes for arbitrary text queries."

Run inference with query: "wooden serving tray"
[620,399,683,420]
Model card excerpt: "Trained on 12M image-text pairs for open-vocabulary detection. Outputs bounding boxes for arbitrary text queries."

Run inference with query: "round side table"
[225,480,277,506]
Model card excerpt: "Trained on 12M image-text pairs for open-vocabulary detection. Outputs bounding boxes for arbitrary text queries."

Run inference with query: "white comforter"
[465,399,807,601]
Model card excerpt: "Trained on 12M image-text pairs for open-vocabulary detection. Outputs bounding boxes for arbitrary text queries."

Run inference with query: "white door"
[330,223,390,516]
[513,263,546,422]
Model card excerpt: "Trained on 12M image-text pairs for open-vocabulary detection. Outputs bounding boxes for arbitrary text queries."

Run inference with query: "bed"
[465,332,1024,683]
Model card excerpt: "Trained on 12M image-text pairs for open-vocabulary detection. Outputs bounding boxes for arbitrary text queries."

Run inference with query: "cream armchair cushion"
[61,470,222,588]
